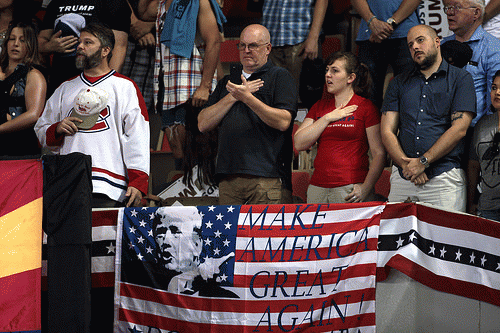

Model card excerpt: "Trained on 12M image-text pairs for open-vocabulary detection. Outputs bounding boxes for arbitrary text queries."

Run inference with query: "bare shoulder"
[27,67,46,83]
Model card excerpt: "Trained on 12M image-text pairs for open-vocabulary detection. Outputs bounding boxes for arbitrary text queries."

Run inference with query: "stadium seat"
[220,39,240,63]
[292,171,311,203]
[374,168,391,200]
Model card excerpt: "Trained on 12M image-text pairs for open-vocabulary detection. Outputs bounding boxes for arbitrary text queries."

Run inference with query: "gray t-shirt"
[472,112,500,210]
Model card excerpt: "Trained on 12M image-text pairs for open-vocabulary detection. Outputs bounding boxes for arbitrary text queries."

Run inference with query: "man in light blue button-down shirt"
[443,0,500,126]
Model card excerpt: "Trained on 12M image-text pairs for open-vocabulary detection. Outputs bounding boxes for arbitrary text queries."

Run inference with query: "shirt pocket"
[428,92,452,119]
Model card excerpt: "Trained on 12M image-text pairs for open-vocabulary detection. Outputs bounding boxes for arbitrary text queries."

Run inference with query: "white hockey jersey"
[35,70,150,202]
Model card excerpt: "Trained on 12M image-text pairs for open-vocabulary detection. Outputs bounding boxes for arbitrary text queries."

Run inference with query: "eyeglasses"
[443,5,477,14]
[236,42,269,51]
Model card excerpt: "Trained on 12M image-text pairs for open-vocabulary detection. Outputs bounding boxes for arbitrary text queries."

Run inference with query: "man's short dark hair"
[81,22,115,60]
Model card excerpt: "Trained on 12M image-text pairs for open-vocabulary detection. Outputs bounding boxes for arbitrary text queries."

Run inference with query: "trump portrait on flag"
[120,206,239,298]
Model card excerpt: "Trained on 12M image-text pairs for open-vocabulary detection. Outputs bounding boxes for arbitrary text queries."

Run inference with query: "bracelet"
[367,15,376,26]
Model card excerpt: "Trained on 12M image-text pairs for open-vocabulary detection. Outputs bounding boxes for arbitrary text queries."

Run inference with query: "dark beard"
[416,51,437,70]
[75,48,103,70]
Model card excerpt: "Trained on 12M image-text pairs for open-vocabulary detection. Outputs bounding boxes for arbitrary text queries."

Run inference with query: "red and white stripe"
[378,203,500,306]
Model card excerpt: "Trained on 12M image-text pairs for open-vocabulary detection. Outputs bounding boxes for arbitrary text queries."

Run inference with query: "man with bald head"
[381,24,476,211]
[198,24,297,205]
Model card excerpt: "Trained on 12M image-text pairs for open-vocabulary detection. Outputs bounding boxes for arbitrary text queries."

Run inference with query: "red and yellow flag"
[0,159,43,333]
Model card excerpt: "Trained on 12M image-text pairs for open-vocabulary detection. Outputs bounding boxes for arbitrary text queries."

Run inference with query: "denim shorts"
[161,103,187,129]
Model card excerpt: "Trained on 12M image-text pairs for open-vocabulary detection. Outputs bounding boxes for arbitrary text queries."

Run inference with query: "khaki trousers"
[218,175,292,205]
[388,166,466,212]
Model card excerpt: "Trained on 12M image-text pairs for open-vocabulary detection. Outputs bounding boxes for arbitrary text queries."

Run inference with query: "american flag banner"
[377,202,500,307]
[42,209,119,289]
[114,203,384,332]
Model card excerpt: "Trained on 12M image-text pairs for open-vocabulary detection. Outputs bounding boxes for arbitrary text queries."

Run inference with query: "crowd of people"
[2,0,500,222]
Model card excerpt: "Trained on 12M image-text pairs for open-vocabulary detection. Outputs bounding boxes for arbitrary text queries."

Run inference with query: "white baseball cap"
[70,87,109,129]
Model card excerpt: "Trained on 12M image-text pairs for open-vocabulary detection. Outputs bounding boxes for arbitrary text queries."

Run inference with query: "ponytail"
[353,63,372,99]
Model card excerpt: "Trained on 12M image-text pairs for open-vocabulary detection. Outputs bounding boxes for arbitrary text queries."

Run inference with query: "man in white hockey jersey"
[35,23,150,208]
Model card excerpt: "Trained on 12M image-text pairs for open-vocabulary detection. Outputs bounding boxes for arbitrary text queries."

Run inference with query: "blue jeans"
[357,38,414,108]
[161,103,187,128]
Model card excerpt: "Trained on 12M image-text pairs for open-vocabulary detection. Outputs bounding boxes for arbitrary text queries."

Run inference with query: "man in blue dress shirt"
[381,25,476,212]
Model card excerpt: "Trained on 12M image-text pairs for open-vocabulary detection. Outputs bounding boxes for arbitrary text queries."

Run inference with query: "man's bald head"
[239,24,272,73]
[240,24,271,45]
[408,24,439,40]
[407,24,441,71]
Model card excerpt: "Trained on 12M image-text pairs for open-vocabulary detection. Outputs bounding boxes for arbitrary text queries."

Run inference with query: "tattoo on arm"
[451,111,464,123]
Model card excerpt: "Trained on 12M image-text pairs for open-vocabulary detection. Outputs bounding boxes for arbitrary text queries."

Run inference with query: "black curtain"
[42,153,92,333]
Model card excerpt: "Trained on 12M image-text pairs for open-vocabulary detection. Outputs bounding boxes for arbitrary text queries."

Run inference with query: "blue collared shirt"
[382,61,476,179]
[261,0,315,47]
[443,26,500,126]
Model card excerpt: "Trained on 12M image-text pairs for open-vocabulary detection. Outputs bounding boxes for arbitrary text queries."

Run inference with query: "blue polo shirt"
[382,60,476,179]
[356,0,420,41]
[443,26,500,126]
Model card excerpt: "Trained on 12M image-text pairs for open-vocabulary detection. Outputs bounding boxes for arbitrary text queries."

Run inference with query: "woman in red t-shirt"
[294,51,386,203]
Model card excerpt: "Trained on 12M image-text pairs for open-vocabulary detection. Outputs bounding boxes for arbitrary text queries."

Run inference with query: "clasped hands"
[401,157,429,185]
[226,75,264,102]
[368,19,393,43]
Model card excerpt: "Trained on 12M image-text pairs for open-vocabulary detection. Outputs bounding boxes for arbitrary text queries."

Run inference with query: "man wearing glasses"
[198,24,297,205]
[443,0,500,127]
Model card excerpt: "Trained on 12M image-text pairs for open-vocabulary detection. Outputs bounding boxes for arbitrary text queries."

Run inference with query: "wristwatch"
[419,156,430,169]
[387,17,398,29]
